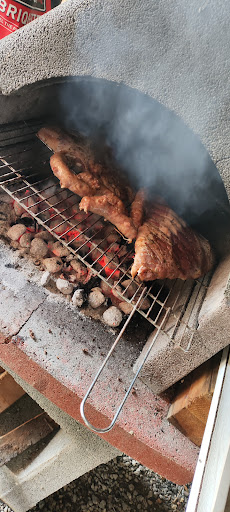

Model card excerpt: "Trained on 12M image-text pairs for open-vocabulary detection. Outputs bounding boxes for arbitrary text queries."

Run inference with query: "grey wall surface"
[0,0,229,196]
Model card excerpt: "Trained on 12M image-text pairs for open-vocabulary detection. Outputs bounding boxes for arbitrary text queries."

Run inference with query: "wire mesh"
[0,120,211,348]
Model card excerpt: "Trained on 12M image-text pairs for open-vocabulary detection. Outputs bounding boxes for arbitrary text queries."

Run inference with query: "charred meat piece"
[131,201,215,281]
[79,194,137,243]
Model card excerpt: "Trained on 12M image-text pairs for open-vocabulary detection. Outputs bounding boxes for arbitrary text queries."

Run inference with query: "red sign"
[0,0,51,39]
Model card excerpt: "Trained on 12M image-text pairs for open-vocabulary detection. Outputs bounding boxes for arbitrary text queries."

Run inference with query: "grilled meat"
[50,152,105,197]
[131,188,146,229]
[39,127,214,278]
[80,194,137,243]
[131,200,215,281]
[38,126,133,203]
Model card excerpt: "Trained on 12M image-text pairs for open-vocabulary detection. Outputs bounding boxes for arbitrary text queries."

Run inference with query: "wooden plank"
[0,412,58,466]
[186,346,230,512]
[0,371,25,413]
[167,353,221,446]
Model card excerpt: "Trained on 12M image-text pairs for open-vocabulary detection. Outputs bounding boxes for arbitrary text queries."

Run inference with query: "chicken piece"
[50,152,104,197]
[131,201,215,281]
[38,126,134,203]
[131,188,146,229]
[79,194,137,243]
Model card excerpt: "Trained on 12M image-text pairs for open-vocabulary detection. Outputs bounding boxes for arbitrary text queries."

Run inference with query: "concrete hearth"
[0,240,198,484]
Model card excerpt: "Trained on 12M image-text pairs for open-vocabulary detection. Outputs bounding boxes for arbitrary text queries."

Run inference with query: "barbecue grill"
[0,0,229,499]
[0,119,215,421]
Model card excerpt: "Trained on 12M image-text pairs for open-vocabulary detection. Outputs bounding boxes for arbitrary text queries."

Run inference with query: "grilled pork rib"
[131,201,215,281]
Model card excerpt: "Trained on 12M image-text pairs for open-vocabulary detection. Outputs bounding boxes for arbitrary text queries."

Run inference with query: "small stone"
[43,257,63,273]
[71,259,86,279]
[7,223,26,240]
[72,289,84,307]
[40,271,51,286]
[88,289,105,309]
[30,238,49,259]
[19,232,32,248]
[10,240,19,249]
[92,495,98,504]
[119,302,133,315]
[49,241,70,257]
[13,201,25,216]
[66,254,74,262]
[100,281,112,296]
[27,196,38,214]
[56,278,73,295]
[99,500,106,509]
[35,231,54,242]
[103,306,123,327]
[18,247,29,256]
[121,279,138,298]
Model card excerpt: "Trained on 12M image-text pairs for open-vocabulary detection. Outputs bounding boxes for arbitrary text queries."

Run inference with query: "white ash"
[103,306,123,327]
[30,239,49,259]
[19,232,32,248]
[7,224,26,241]
[40,271,52,287]
[56,278,73,295]
[72,289,84,307]
[43,257,63,273]
[88,288,105,309]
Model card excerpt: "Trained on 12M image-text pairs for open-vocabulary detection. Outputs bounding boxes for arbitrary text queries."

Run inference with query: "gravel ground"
[0,455,191,512]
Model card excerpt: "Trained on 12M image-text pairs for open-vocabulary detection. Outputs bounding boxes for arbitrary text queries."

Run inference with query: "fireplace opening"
[1,77,230,328]
[0,76,230,419]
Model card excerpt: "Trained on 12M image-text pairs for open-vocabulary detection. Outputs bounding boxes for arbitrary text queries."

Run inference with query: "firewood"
[167,353,221,447]
[0,372,25,414]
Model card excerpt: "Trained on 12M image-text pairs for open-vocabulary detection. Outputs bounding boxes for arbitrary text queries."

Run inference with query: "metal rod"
[80,287,148,433]
[80,287,172,434]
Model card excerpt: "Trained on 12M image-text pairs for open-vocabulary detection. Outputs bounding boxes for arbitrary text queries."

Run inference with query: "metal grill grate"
[0,120,211,350]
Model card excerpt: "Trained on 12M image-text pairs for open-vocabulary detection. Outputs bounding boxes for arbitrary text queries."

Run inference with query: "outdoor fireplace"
[0,0,229,488]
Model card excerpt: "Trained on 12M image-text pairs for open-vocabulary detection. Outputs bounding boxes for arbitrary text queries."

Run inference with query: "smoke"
[57,0,230,241]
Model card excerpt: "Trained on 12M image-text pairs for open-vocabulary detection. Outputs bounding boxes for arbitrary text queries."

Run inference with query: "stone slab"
[0,242,198,484]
